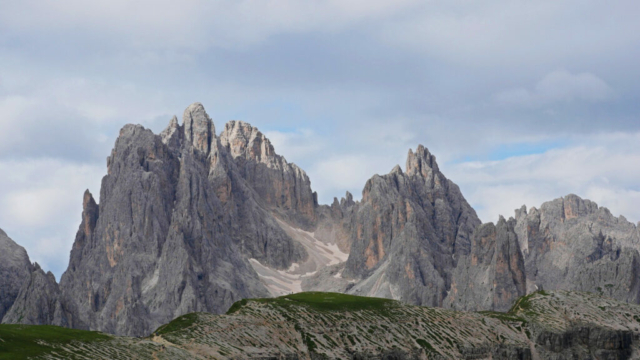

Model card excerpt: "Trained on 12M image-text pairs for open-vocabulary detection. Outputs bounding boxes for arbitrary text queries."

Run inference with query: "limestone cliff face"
[516,194,640,301]
[53,103,321,336]
[219,120,317,228]
[0,229,32,322]
[341,145,481,307]
[444,218,527,311]
[446,194,640,311]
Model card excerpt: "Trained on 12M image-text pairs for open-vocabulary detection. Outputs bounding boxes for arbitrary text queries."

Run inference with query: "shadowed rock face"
[0,229,32,322]
[445,218,527,311]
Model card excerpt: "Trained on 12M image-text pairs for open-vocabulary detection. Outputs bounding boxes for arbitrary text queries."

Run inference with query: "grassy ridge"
[0,290,635,359]
[228,292,397,314]
[0,324,109,360]
[154,313,199,335]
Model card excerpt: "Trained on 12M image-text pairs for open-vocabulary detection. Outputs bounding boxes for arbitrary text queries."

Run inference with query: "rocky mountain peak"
[389,164,403,175]
[219,120,275,163]
[559,193,599,220]
[79,190,99,245]
[82,189,97,210]
[160,115,181,149]
[183,102,214,154]
[0,229,31,274]
[405,144,439,177]
[340,191,355,208]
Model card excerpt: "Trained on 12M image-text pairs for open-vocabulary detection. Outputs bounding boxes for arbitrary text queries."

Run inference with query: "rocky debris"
[0,229,32,322]
[341,145,481,307]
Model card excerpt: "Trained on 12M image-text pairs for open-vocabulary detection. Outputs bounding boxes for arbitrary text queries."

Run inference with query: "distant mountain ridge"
[1,102,639,337]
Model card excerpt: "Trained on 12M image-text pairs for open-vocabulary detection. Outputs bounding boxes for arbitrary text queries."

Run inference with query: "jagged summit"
[406,144,439,176]
[219,119,317,225]
[183,102,215,154]
[389,164,403,175]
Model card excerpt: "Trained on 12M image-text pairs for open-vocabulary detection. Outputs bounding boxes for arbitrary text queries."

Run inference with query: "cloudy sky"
[1,0,639,279]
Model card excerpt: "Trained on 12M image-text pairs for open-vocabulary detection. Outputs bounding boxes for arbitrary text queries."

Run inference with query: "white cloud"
[0,0,421,50]
[0,68,178,160]
[263,129,325,165]
[379,0,640,67]
[309,155,387,203]
[446,132,640,224]
[0,159,104,277]
[0,0,638,281]
[494,70,613,107]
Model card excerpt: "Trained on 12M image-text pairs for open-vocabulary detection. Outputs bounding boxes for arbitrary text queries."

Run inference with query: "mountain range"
[1,102,639,338]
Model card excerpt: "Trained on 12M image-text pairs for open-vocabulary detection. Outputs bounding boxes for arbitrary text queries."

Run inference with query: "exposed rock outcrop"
[52,103,324,336]
[0,229,32,322]
[517,194,640,301]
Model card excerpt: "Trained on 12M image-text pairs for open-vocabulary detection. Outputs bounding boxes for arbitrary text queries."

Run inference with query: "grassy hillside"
[2,291,640,359]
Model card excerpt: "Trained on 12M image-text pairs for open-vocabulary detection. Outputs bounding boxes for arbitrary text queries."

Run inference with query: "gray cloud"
[494,70,614,107]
